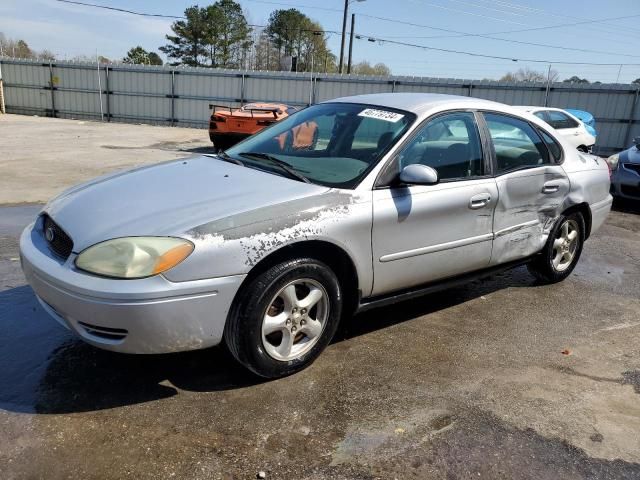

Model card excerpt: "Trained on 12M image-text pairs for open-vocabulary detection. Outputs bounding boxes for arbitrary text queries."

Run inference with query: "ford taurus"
[20,93,613,378]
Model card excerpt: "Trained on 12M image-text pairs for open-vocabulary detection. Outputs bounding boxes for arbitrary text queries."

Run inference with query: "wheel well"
[563,202,592,239]
[239,240,360,316]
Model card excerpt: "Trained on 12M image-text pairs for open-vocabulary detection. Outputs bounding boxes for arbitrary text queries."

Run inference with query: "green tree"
[204,0,252,68]
[563,75,589,84]
[123,46,163,65]
[351,61,391,76]
[160,2,251,68]
[160,6,209,66]
[265,9,334,72]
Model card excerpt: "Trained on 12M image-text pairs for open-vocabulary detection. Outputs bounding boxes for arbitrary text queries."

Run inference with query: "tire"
[527,212,585,283]
[212,136,232,151]
[224,258,343,378]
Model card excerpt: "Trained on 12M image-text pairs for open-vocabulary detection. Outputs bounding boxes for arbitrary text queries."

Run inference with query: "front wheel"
[528,212,585,283]
[224,258,342,378]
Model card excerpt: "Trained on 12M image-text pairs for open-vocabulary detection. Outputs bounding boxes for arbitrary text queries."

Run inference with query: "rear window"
[539,130,563,162]
[545,110,580,129]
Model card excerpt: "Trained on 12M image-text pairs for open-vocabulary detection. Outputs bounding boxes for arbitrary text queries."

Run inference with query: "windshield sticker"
[358,108,405,123]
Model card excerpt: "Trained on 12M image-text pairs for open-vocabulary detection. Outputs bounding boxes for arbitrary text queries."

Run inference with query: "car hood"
[44,155,328,252]
[621,146,640,164]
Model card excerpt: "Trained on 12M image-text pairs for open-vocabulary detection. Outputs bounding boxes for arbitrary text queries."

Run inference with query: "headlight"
[76,237,194,279]
[606,153,619,171]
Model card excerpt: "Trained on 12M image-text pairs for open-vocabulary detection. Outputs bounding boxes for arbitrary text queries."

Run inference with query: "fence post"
[623,86,640,148]
[170,69,176,126]
[0,60,5,114]
[240,73,245,105]
[391,80,396,93]
[468,81,473,97]
[104,66,111,122]
[48,61,56,118]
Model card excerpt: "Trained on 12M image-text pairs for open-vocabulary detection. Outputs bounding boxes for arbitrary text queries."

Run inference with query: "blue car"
[608,138,640,200]
[565,109,598,138]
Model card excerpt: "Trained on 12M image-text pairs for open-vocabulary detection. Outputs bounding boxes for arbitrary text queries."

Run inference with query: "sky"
[1,0,640,83]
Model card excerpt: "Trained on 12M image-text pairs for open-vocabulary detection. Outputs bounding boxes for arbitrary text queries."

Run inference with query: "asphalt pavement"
[1,202,639,479]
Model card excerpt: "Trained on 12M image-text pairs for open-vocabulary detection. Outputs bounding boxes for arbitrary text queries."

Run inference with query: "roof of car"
[326,93,507,116]
[514,106,563,113]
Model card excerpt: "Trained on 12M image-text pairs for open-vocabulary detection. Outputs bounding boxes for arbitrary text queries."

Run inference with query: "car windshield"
[225,102,415,188]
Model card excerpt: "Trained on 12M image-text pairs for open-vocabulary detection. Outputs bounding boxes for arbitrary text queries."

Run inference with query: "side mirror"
[399,164,439,185]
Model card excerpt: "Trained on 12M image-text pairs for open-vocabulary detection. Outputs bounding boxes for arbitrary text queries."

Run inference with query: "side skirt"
[356,256,535,314]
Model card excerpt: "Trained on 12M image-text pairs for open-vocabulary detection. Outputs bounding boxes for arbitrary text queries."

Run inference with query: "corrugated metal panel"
[109,94,171,121]
[315,77,390,102]
[55,90,101,115]
[3,62,49,87]
[55,64,103,91]
[2,59,639,152]
[176,70,240,102]
[174,98,216,126]
[109,68,170,95]
[245,74,312,105]
[4,85,50,112]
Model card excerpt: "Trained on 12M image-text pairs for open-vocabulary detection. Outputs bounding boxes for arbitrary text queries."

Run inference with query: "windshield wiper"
[238,152,311,183]
[215,151,245,166]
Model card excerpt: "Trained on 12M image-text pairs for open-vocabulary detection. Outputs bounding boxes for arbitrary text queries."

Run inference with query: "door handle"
[542,182,561,194]
[469,193,491,209]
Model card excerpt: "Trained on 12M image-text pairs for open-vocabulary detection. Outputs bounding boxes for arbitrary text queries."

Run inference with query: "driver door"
[371,111,498,296]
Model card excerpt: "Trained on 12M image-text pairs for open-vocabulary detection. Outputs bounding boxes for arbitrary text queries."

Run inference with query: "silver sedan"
[20,93,612,378]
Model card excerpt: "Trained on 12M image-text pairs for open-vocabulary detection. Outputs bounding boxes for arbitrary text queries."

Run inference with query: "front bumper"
[611,166,640,200]
[20,222,245,354]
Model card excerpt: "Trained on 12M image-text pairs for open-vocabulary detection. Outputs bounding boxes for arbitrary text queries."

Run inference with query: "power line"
[51,0,640,67]
[353,34,640,66]
[54,0,185,19]
[404,0,529,26]
[357,14,640,59]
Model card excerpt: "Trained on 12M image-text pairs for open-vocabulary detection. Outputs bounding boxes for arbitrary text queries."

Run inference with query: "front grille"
[621,184,640,198]
[42,215,74,259]
[623,163,640,176]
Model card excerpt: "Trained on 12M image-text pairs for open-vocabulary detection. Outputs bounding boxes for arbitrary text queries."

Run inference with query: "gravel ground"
[1,115,639,479]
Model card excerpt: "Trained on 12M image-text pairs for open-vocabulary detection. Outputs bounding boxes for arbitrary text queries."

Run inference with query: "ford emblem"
[45,227,55,242]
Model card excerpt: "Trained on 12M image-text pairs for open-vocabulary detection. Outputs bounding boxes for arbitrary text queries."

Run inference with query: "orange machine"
[209,103,293,150]
[209,103,318,151]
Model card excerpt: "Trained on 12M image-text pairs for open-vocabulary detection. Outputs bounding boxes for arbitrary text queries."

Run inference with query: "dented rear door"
[482,112,570,265]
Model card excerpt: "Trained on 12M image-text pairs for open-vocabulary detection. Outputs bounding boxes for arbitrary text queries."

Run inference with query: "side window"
[397,112,484,180]
[539,129,562,163]
[484,113,550,174]
[533,111,547,122]
[546,110,579,129]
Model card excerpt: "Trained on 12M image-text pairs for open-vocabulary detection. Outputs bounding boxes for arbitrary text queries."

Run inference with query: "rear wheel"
[528,212,585,283]
[224,258,342,378]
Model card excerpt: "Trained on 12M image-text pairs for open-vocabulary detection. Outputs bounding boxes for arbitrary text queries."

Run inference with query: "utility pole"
[339,0,364,74]
[339,0,349,74]
[347,14,355,74]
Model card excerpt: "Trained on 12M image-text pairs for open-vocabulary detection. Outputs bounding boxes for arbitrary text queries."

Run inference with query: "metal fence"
[1,57,639,154]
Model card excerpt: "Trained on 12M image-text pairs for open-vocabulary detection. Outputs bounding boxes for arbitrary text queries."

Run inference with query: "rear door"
[371,111,497,295]
[481,112,570,266]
